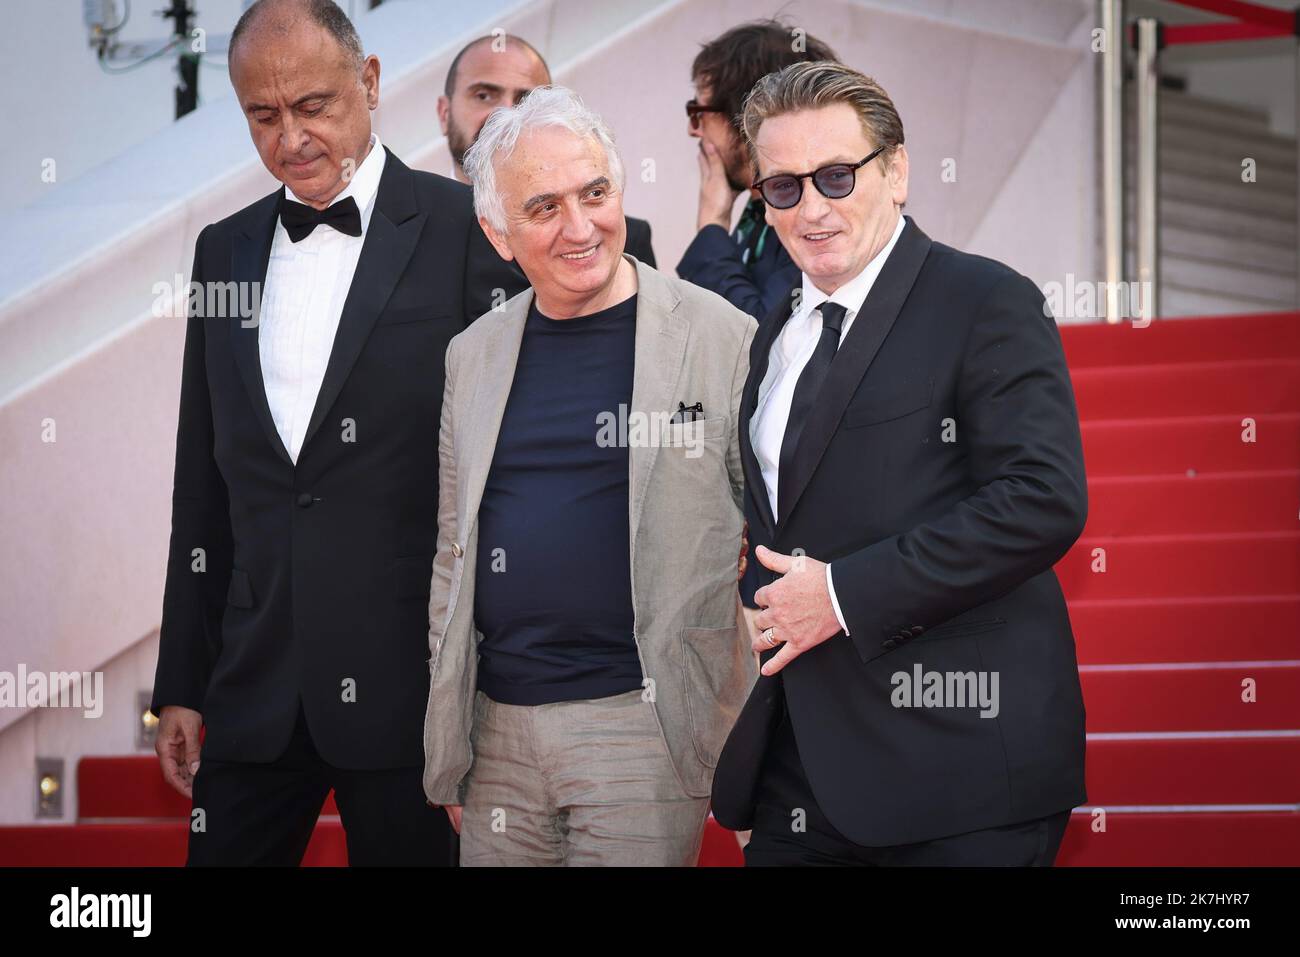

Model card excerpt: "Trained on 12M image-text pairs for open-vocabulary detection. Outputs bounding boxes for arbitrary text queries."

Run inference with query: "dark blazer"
[676,213,801,322]
[625,215,657,268]
[712,216,1089,847]
[150,149,528,770]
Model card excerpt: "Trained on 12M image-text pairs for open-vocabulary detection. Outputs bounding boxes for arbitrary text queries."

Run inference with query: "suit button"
[910,625,924,636]
[450,542,464,558]
[295,492,313,508]
[882,639,898,650]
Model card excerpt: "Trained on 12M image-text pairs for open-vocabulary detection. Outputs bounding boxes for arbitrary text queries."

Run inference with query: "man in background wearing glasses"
[710,61,1089,866]
[677,20,836,321]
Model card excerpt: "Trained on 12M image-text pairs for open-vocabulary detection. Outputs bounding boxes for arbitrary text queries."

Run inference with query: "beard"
[446,114,475,170]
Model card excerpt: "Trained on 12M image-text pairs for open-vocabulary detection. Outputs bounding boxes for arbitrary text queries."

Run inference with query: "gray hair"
[463,85,626,235]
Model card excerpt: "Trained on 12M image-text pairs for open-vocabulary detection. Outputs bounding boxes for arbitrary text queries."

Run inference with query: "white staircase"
[1128,88,1298,317]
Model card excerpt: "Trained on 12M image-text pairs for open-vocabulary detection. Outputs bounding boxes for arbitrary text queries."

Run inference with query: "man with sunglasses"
[710,61,1089,866]
[677,20,836,320]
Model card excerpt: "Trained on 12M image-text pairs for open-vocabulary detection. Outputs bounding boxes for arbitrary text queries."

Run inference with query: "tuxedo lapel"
[776,218,932,533]
[301,148,428,454]
[740,287,799,535]
[230,189,293,467]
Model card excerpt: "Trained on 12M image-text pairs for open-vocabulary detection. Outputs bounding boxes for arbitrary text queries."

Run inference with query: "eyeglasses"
[685,98,729,131]
[751,145,888,209]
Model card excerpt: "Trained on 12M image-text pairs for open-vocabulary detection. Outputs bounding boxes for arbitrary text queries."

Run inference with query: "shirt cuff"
[826,563,850,636]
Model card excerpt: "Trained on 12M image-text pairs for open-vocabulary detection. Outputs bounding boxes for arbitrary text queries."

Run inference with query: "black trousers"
[187,702,454,867]
[744,704,1071,867]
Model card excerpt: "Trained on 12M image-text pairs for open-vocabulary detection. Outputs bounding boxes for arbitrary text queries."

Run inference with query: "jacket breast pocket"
[841,377,934,429]
[660,415,727,449]
[226,568,254,609]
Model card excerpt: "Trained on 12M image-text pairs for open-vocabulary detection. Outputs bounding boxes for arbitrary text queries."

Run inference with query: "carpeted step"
[1080,413,1300,477]
[1072,359,1300,419]
[1061,311,1300,368]
[1069,596,1300,664]
[1079,661,1300,732]
[76,755,338,819]
[1056,531,1300,600]
[1056,810,1300,866]
[1085,732,1300,805]
[1084,470,1299,536]
[0,818,347,866]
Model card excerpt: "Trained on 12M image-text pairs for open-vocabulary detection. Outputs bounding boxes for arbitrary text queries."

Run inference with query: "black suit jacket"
[150,149,528,769]
[624,215,657,268]
[712,217,1089,846]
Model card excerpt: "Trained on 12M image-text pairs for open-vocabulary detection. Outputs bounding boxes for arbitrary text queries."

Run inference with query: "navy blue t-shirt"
[472,293,642,705]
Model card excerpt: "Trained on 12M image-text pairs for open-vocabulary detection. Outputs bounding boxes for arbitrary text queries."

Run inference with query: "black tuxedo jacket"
[712,217,1089,846]
[625,216,657,267]
[150,149,528,769]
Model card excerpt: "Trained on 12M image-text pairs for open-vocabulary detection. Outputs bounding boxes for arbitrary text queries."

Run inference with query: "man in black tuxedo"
[711,61,1089,865]
[149,0,525,866]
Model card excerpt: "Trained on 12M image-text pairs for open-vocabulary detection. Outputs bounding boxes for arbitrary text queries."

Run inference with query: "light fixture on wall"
[36,758,64,819]
[138,691,159,751]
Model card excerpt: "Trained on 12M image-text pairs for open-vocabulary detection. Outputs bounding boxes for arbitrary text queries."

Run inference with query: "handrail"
[1163,0,1297,33]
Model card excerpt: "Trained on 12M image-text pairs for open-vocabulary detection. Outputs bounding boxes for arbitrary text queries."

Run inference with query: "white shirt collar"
[796,212,907,326]
[285,133,386,222]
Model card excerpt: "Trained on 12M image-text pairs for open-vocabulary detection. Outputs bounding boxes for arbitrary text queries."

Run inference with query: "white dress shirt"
[259,134,387,463]
[750,212,906,634]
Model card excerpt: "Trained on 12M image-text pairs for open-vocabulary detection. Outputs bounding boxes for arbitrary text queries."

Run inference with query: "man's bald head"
[229,0,364,74]
[438,33,552,183]
[444,34,550,98]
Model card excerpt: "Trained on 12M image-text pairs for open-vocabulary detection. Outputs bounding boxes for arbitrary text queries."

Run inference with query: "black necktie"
[279,194,362,243]
[777,301,848,521]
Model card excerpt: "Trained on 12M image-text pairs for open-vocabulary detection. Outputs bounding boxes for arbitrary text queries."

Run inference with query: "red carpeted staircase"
[1053,310,1300,866]
[1,312,1295,867]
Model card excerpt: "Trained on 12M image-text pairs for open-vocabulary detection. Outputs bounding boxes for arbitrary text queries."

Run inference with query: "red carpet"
[2,312,1296,866]
[1057,311,1300,866]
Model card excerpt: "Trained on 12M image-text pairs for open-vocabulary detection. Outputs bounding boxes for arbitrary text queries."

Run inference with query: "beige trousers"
[459,688,710,866]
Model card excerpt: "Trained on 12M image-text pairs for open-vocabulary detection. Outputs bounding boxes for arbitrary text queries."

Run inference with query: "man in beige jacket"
[422,86,756,865]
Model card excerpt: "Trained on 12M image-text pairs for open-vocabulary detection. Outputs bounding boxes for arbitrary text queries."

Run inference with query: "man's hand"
[155,705,203,799]
[443,805,462,835]
[752,545,843,676]
[696,139,739,233]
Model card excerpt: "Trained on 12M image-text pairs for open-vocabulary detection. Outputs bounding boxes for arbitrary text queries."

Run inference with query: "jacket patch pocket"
[680,625,746,769]
[842,377,934,429]
[660,415,727,451]
[226,568,254,609]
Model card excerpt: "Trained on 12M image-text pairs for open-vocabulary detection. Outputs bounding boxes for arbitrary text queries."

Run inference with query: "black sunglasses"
[751,145,888,209]
[685,98,729,131]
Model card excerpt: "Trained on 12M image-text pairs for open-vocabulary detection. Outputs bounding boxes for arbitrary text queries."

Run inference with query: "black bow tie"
[279,194,362,243]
